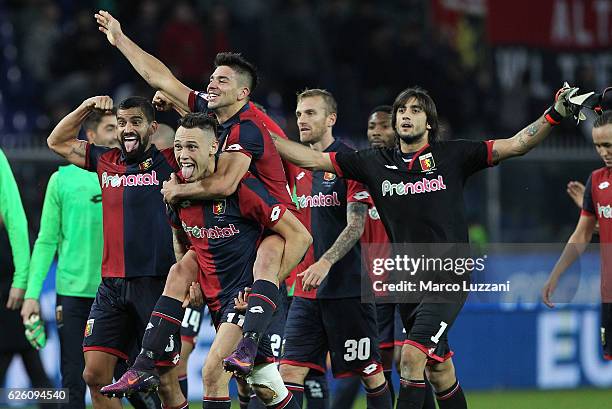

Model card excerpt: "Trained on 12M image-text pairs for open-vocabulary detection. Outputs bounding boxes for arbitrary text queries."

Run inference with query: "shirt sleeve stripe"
[485,140,495,167]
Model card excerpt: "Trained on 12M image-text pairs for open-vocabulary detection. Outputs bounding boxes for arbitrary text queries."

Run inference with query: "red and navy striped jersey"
[188,93,297,217]
[581,167,612,302]
[361,205,392,295]
[291,140,373,299]
[168,173,287,312]
[85,144,179,278]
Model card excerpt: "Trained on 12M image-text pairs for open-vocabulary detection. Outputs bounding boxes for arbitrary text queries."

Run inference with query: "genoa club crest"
[418,153,435,172]
[139,158,153,171]
[212,200,226,215]
[323,172,336,181]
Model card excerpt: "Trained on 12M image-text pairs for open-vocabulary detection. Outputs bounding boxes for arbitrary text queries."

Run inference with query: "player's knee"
[82,366,110,388]
[400,345,427,376]
[361,371,386,389]
[165,263,191,295]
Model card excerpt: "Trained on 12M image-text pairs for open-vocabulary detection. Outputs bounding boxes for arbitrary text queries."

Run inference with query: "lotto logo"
[362,363,378,375]
[225,144,243,152]
[353,191,370,201]
[249,306,264,314]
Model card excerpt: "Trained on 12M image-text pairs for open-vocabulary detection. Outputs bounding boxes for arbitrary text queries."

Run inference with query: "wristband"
[544,106,563,126]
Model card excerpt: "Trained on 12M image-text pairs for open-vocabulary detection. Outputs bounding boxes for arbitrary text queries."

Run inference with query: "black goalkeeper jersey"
[330,140,495,244]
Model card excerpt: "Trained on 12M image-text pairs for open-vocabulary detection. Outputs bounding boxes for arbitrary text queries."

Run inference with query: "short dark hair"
[296,88,338,115]
[369,105,392,117]
[83,108,116,132]
[214,52,258,93]
[177,113,218,136]
[392,87,439,143]
[594,110,612,128]
[118,96,155,122]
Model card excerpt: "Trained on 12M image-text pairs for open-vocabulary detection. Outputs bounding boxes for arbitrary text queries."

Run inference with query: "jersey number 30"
[344,338,371,361]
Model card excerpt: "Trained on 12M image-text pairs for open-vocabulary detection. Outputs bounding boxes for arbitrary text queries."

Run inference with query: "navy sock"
[365,381,392,409]
[202,396,231,409]
[435,380,467,409]
[304,373,329,409]
[136,296,183,369]
[384,370,396,407]
[248,394,266,409]
[396,378,426,409]
[285,383,304,407]
[239,392,251,409]
[423,377,436,409]
[178,373,188,401]
[242,280,279,339]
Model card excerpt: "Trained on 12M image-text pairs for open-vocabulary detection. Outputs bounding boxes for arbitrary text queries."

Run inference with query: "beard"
[120,132,149,162]
[397,129,426,145]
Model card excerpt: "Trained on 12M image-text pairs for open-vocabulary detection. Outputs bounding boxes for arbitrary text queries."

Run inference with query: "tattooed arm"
[47,96,114,168]
[489,115,553,165]
[490,86,579,164]
[299,202,368,291]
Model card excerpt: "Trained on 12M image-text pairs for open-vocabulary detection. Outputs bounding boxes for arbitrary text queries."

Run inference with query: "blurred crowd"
[0,0,567,148]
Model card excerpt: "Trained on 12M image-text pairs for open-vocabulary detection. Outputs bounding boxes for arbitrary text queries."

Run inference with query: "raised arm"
[299,202,368,291]
[95,10,192,112]
[542,214,596,308]
[490,86,578,164]
[270,132,335,172]
[47,96,113,167]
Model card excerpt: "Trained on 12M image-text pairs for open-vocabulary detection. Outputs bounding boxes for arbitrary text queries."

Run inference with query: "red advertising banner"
[487,0,611,50]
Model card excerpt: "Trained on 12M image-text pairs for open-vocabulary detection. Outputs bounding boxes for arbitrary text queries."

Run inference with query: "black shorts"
[209,300,277,366]
[376,303,405,350]
[180,305,205,346]
[82,277,180,366]
[602,303,612,360]
[281,297,382,378]
[398,299,466,365]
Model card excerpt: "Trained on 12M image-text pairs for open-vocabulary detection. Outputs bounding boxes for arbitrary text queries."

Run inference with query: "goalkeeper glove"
[24,314,47,350]
[545,83,580,125]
